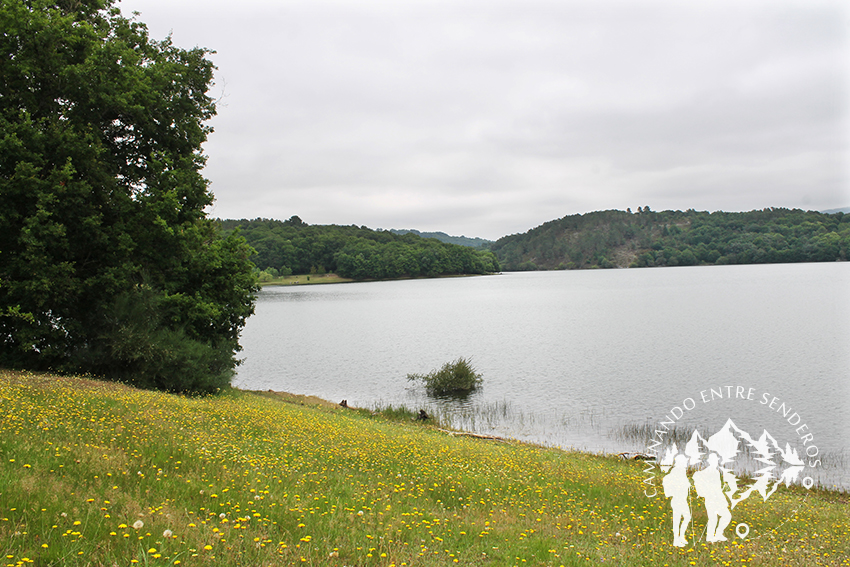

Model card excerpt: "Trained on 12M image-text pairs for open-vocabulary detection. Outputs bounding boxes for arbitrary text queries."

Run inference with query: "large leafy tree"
[0,0,257,392]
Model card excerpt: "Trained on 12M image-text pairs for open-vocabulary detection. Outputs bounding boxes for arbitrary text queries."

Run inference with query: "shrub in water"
[407,357,483,396]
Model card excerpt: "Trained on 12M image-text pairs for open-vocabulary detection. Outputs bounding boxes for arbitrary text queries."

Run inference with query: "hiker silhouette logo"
[657,419,806,547]
[638,386,822,547]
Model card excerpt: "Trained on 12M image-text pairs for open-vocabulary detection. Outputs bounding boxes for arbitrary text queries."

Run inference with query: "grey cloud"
[124,0,848,239]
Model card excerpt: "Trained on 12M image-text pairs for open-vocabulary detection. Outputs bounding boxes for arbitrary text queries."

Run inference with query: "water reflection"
[258,286,368,302]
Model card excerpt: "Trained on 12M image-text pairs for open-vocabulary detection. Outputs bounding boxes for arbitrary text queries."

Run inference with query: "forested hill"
[389,229,492,248]
[218,216,500,280]
[488,208,849,271]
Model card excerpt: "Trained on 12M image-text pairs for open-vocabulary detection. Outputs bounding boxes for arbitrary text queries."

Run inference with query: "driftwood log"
[438,428,509,442]
[618,452,653,461]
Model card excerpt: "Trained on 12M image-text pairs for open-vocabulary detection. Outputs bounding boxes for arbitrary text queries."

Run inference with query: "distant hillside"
[218,216,499,280]
[488,207,849,271]
[390,229,492,248]
[822,207,850,214]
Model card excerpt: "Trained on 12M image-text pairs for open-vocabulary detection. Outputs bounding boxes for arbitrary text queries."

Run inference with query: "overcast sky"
[118,0,849,240]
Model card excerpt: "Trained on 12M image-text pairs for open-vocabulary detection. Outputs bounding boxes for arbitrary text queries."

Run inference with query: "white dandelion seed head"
[163,529,173,538]
[133,520,144,530]
[219,513,226,519]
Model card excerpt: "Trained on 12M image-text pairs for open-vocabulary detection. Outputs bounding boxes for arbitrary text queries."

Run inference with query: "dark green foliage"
[0,0,257,392]
[81,286,235,393]
[489,208,850,271]
[407,357,483,396]
[219,217,501,280]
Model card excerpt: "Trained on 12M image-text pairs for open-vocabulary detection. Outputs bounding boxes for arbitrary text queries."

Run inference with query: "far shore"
[259,272,353,286]
[258,271,499,287]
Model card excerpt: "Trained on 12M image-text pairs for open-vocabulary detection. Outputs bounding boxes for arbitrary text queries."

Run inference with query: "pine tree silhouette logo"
[658,418,805,547]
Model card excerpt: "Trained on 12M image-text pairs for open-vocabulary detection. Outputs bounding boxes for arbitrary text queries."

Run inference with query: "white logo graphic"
[658,418,805,547]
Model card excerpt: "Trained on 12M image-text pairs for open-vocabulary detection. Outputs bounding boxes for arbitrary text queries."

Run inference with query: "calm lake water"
[235,263,850,489]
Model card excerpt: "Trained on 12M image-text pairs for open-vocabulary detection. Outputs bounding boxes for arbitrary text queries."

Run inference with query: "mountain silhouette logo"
[658,418,805,547]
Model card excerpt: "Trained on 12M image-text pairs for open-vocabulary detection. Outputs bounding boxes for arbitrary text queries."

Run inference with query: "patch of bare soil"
[611,245,639,268]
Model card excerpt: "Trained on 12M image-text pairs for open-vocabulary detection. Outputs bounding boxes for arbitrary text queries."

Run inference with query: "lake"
[234,263,850,489]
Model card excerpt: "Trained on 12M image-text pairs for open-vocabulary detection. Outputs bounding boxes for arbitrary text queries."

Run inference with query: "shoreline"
[258,271,500,287]
[237,385,850,494]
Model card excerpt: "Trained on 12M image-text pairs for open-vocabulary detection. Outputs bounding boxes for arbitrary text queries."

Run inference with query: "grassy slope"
[1,370,847,567]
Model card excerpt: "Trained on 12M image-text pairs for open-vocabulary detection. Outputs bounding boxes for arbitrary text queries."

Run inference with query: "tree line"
[218,217,501,280]
[488,208,850,271]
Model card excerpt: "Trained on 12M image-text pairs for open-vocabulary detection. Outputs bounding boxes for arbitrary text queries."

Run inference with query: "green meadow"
[259,273,354,286]
[1,370,847,567]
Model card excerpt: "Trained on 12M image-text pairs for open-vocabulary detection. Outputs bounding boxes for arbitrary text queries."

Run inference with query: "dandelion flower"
[163,529,173,538]
[133,520,144,530]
